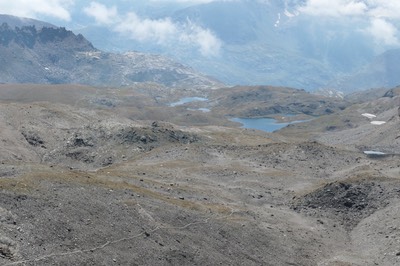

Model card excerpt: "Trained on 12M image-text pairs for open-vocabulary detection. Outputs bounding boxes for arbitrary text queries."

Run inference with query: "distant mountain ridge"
[168,1,381,92]
[70,1,399,93]
[0,15,222,89]
[0,14,56,29]
[329,49,400,92]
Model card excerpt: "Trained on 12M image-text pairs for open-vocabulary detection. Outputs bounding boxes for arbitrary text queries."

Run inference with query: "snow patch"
[370,121,386,125]
[188,108,210,113]
[169,97,208,107]
[362,113,376,119]
[364,151,386,155]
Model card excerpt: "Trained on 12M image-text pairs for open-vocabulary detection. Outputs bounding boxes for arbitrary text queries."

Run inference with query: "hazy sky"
[299,0,400,46]
[1,0,399,54]
[2,0,400,20]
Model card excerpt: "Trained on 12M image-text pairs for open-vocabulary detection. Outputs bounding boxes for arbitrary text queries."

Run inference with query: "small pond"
[169,97,208,107]
[231,117,307,133]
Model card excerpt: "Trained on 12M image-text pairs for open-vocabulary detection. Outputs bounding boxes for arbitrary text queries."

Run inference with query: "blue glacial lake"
[169,97,208,107]
[231,117,293,132]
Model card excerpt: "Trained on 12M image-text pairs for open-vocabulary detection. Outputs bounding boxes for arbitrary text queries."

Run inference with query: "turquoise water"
[169,97,208,107]
[231,117,290,132]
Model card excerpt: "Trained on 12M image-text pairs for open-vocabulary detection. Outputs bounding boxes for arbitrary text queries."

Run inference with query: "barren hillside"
[0,84,399,265]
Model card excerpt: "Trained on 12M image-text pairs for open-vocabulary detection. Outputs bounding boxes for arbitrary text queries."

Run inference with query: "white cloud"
[83,2,118,25]
[298,0,400,47]
[366,18,399,45]
[151,0,214,2]
[299,0,400,20]
[366,1,400,20]
[115,13,178,44]
[84,1,223,56]
[0,0,73,21]
[298,0,367,17]
[149,0,236,2]
[180,21,222,56]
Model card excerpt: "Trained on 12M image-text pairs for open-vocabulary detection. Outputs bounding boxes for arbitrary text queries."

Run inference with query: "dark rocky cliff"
[0,23,94,50]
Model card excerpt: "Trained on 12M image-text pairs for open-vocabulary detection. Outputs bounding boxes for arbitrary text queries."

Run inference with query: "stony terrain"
[209,85,347,119]
[0,83,399,266]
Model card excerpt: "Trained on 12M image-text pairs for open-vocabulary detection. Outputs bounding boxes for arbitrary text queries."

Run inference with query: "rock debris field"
[0,84,400,265]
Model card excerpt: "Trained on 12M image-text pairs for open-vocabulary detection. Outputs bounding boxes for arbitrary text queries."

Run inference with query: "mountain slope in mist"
[0,16,221,90]
[71,1,391,92]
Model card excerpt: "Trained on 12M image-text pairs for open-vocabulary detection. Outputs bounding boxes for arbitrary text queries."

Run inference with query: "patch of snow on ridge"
[364,151,386,155]
[362,113,376,119]
[169,97,208,107]
[370,121,386,125]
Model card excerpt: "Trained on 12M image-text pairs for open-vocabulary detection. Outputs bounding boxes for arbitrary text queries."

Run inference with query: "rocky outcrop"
[0,23,94,50]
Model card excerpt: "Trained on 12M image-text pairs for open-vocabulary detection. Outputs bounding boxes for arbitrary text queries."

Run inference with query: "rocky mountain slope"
[0,83,400,265]
[209,85,346,118]
[1,11,400,266]
[0,19,222,90]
